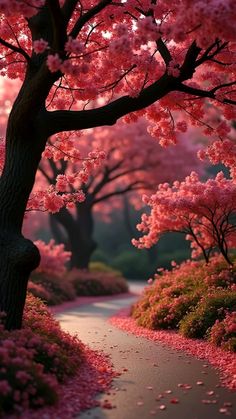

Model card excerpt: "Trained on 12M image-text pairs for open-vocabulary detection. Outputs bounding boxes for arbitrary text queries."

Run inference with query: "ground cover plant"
[0,293,82,415]
[132,254,236,352]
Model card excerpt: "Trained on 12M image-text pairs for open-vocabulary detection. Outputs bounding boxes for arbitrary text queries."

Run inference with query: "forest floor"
[55,282,236,419]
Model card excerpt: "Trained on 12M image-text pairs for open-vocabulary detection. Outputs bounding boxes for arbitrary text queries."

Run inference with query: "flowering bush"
[0,294,84,415]
[89,262,122,277]
[179,291,236,339]
[27,280,52,302]
[132,255,236,351]
[67,269,128,296]
[29,272,76,305]
[209,311,236,352]
[28,240,76,305]
[23,294,83,380]
[0,335,58,415]
[29,242,127,304]
[34,240,71,277]
[137,293,200,330]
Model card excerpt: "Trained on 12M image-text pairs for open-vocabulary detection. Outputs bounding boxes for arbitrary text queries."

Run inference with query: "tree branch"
[44,73,175,134]
[38,164,53,183]
[0,37,30,62]
[93,180,148,204]
[46,0,67,50]
[179,41,201,81]
[70,0,113,38]
[156,38,172,65]
[176,82,236,105]
[61,0,79,24]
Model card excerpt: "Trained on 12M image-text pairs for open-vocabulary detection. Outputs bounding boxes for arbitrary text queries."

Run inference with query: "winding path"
[55,282,236,419]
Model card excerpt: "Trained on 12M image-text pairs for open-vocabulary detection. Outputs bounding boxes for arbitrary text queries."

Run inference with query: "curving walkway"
[55,282,236,419]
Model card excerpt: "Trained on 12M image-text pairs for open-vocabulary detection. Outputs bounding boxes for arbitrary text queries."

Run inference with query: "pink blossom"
[47,54,62,73]
[33,39,48,54]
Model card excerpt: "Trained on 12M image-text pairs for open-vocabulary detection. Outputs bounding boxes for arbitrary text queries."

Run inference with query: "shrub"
[208,311,236,352]
[0,294,84,415]
[89,261,121,276]
[23,294,84,381]
[111,250,156,279]
[29,240,76,306]
[136,293,200,330]
[67,269,128,296]
[27,280,52,302]
[179,291,236,339]
[29,272,76,305]
[0,332,58,414]
[132,254,236,352]
[132,259,205,327]
[34,240,71,277]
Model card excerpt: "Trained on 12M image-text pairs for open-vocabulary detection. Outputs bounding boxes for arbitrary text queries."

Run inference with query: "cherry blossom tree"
[0,0,235,329]
[38,119,203,269]
[133,172,236,265]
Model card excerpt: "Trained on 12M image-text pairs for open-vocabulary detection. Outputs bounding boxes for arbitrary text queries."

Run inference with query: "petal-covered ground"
[109,307,236,390]
[7,342,117,419]
[6,294,135,419]
[56,291,236,419]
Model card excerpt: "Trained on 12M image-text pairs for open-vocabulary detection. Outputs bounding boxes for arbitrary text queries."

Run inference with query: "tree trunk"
[49,214,68,247]
[50,202,97,270]
[0,117,46,329]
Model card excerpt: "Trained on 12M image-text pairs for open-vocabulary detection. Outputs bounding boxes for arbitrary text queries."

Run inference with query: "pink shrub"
[29,240,76,305]
[0,330,58,414]
[34,240,71,277]
[23,294,83,380]
[0,294,84,416]
[209,311,236,352]
[27,281,52,302]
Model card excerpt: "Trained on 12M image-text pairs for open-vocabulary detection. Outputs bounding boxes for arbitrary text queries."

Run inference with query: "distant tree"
[39,119,203,268]
[133,172,236,265]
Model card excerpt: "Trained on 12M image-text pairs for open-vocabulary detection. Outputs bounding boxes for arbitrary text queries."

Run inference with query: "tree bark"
[0,75,47,330]
[0,105,47,329]
[50,202,97,270]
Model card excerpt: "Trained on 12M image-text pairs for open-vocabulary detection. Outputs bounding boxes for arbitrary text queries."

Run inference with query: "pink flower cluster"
[198,139,236,181]
[0,0,234,148]
[27,134,106,214]
[0,0,45,18]
[33,39,48,54]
